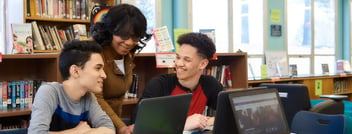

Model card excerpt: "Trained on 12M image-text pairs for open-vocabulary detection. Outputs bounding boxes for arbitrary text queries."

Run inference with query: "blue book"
[20,81,25,109]
[11,81,17,109]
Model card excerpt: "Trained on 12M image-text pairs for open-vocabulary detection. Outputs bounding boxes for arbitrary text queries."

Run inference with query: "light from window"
[314,0,335,55]
[233,0,263,54]
[287,0,312,55]
[192,0,228,52]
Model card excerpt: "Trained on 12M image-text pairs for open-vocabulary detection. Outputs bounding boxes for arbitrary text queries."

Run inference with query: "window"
[121,0,158,53]
[287,0,336,75]
[233,0,264,55]
[192,0,228,52]
[192,0,337,78]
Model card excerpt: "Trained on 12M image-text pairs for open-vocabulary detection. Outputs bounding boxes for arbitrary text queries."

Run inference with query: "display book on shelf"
[248,73,352,101]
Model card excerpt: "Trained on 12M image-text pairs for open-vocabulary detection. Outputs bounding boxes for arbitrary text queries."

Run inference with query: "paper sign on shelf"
[315,79,322,96]
[152,26,174,52]
[155,53,176,68]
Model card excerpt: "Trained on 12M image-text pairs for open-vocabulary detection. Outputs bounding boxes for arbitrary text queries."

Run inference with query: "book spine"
[26,0,31,17]
[20,81,25,109]
[24,81,28,108]
[225,65,232,88]
[7,81,12,108]
[15,81,20,108]
[11,81,17,109]
[2,81,7,109]
[28,80,34,108]
[0,82,2,109]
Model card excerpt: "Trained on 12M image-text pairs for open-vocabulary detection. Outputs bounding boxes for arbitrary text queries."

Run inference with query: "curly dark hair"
[177,32,216,60]
[90,4,151,53]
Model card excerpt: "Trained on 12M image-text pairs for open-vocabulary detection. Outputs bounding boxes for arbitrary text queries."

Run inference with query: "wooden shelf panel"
[123,98,138,105]
[0,108,31,118]
[2,53,59,59]
[25,17,90,24]
[0,54,61,82]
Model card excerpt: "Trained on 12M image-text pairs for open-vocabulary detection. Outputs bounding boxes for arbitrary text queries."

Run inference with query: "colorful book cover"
[11,23,33,54]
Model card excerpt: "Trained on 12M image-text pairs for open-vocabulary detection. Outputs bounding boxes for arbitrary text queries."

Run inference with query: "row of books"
[0,118,28,130]
[26,0,98,20]
[125,74,139,99]
[333,79,349,93]
[31,21,87,51]
[203,65,233,88]
[0,80,42,110]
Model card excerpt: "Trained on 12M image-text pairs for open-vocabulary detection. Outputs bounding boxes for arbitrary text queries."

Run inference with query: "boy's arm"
[88,93,116,131]
[28,84,58,133]
[94,92,126,129]
[50,122,114,134]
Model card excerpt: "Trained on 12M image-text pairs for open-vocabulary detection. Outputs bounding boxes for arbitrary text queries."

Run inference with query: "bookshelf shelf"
[24,17,90,24]
[249,74,352,101]
[123,98,139,105]
[0,108,31,118]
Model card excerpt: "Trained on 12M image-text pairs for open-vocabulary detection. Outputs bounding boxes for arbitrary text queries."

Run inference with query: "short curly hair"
[177,32,216,60]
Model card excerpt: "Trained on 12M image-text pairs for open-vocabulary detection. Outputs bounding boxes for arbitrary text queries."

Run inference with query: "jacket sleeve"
[94,92,126,129]
[202,75,224,110]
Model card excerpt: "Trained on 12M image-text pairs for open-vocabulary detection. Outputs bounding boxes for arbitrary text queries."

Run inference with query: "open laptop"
[205,87,267,134]
[228,88,290,134]
[133,93,192,134]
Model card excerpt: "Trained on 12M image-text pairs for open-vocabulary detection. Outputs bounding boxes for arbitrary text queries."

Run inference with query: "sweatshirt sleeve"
[88,93,116,130]
[94,92,126,129]
[28,84,58,134]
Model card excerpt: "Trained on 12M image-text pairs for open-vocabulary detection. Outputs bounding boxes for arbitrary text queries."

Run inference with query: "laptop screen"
[133,93,192,134]
[228,88,290,134]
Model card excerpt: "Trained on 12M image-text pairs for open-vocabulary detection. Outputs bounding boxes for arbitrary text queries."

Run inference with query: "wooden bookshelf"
[249,74,352,101]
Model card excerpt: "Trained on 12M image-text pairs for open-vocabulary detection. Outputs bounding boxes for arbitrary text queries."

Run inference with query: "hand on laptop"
[184,114,211,131]
[118,125,134,134]
[206,117,214,126]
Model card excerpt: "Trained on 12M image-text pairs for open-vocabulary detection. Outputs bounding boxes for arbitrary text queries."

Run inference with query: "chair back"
[259,83,311,127]
[291,111,345,134]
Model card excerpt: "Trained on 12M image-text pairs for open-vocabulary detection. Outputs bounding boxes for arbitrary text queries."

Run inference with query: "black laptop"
[228,88,290,134]
[133,93,192,134]
[209,87,267,134]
